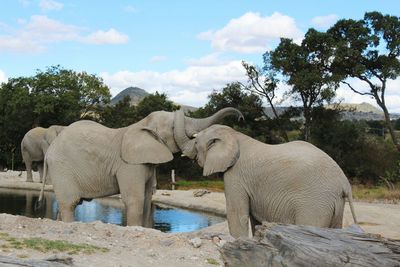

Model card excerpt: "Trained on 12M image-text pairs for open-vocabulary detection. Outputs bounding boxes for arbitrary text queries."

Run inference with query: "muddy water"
[0,188,224,233]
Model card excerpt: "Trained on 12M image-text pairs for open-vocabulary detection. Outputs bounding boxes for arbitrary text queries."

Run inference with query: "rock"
[189,237,202,248]
[160,239,174,246]
[193,189,210,197]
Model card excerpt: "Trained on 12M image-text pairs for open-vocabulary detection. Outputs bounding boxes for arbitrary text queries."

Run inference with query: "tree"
[269,29,338,141]
[98,96,137,128]
[135,91,180,120]
[328,12,400,151]
[241,61,289,141]
[0,65,111,169]
[190,83,280,142]
[30,65,111,126]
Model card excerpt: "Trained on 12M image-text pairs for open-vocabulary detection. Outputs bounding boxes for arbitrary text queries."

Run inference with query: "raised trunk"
[184,107,244,137]
[174,107,244,158]
[173,109,197,158]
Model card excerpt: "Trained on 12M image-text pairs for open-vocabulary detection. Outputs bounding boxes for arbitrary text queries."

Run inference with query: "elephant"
[38,108,243,227]
[20,125,65,182]
[175,123,358,238]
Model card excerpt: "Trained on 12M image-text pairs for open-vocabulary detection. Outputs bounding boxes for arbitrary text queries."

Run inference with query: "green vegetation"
[206,258,220,265]
[175,180,224,192]
[0,233,109,254]
[352,184,400,202]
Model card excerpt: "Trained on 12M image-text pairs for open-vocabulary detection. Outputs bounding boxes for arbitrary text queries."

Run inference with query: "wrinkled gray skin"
[176,124,357,238]
[38,108,243,227]
[20,125,65,182]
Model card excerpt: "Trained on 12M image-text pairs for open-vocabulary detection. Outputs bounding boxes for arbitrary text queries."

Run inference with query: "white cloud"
[0,15,129,53]
[84,28,129,45]
[311,14,339,29]
[123,5,137,13]
[185,53,228,67]
[19,0,31,8]
[100,60,247,107]
[198,12,303,53]
[0,70,7,84]
[39,0,63,11]
[150,55,167,63]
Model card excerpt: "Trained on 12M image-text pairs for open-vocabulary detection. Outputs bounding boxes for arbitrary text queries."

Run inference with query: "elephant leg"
[21,149,33,182]
[143,170,156,227]
[25,161,33,182]
[225,182,250,238]
[117,164,148,226]
[57,196,80,222]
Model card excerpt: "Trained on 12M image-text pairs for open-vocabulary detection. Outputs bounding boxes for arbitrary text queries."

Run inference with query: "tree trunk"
[219,223,400,267]
[381,104,400,153]
[0,255,73,266]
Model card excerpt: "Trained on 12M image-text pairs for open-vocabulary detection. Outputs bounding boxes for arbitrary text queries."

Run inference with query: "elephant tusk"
[181,153,186,157]
[192,133,198,138]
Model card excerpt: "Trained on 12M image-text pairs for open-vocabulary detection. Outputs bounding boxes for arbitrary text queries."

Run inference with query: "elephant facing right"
[177,124,358,238]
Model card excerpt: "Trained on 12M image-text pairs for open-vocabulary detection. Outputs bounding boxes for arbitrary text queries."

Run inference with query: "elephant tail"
[345,189,358,224]
[35,155,48,210]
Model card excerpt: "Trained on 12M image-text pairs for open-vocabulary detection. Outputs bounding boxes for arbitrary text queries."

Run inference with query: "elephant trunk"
[174,110,197,159]
[174,107,244,159]
[184,107,244,137]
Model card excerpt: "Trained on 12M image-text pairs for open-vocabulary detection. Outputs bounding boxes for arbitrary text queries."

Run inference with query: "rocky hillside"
[110,87,149,105]
[111,87,198,111]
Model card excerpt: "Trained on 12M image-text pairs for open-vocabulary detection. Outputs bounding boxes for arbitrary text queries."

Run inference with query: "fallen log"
[219,223,400,267]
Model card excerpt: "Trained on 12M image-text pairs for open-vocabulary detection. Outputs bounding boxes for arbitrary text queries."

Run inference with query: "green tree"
[135,91,180,120]
[0,78,35,169]
[269,29,338,141]
[30,65,111,126]
[310,107,398,183]
[98,96,137,128]
[328,12,400,151]
[241,61,289,141]
[0,65,111,169]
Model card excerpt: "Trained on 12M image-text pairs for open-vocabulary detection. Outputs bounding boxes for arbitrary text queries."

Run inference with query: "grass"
[206,258,220,265]
[352,183,400,202]
[0,233,109,255]
[175,180,224,192]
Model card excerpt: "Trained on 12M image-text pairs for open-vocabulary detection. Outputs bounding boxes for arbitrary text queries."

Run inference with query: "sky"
[0,0,399,112]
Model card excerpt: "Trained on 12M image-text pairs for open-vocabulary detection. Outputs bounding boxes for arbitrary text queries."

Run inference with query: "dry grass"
[352,183,400,202]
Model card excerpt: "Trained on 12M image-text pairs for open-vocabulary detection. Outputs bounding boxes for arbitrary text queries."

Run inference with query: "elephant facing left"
[20,125,65,182]
[38,108,243,227]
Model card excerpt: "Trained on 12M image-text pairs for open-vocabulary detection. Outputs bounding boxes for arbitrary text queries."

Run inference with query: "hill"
[111,87,198,112]
[110,87,149,105]
[264,102,400,121]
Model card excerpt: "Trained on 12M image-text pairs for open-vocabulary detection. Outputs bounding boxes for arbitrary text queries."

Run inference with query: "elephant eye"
[207,139,217,149]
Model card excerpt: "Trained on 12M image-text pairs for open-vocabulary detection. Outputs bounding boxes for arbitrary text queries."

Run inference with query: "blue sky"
[1,0,399,112]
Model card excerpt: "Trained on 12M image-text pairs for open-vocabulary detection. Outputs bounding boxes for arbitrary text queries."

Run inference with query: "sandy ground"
[0,171,399,267]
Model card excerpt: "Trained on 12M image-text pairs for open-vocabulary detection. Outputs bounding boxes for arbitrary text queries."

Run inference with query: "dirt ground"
[0,171,399,267]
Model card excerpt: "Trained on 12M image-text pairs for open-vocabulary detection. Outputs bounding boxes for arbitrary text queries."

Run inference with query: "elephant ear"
[121,126,173,164]
[203,133,239,176]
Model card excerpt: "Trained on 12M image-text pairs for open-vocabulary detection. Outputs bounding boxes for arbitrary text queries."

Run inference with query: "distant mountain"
[111,87,149,105]
[110,87,198,112]
[264,102,400,121]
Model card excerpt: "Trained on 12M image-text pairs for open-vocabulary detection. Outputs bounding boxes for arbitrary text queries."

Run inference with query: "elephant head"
[188,125,240,176]
[173,108,243,160]
[120,107,244,165]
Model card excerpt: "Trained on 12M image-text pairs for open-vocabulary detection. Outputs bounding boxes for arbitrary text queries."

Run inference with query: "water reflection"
[0,188,224,233]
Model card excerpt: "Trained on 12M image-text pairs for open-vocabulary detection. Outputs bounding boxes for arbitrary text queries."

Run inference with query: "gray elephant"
[38,108,243,226]
[176,123,357,238]
[20,125,65,182]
